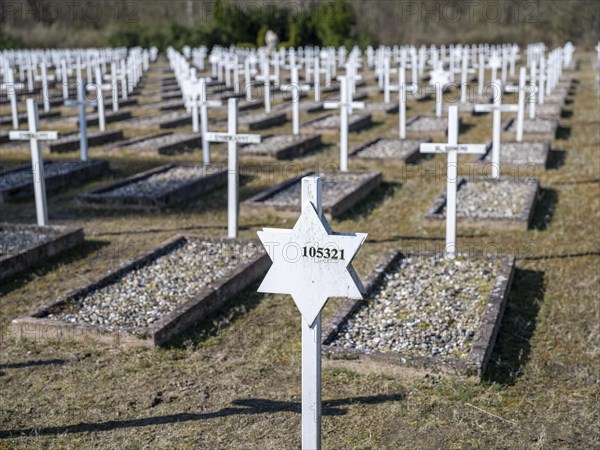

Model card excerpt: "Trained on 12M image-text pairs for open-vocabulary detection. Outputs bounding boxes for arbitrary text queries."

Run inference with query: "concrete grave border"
[350,137,430,163]
[0,160,109,203]
[46,130,124,153]
[240,133,322,160]
[242,169,382,220]
[10,235,269,347]
[77,163,227,210]
[0,222,84,282]
[424,176,540,231]
[301,113,372,135]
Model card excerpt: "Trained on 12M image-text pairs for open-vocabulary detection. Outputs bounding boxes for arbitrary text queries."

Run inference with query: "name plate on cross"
[204,132,261,144]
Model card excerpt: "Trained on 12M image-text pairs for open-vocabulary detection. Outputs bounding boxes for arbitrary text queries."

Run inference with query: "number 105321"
[302,246,345,260]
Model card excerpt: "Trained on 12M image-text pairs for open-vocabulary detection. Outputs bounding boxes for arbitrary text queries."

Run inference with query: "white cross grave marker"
[257,175,366,450]
[86,66,112,132]
[399,68,418,139]
[419,106,485,258]
[1,70,24,129]
[256,58,277,113]
[430,64,451,118]
[205,98,261,238]
[505,67,528,142]
[474,79,518,178]
[64,82,98,162]
[281,66,310,135]
[184,78,222,164]
[9,99,59,226]
[323,76,365,172]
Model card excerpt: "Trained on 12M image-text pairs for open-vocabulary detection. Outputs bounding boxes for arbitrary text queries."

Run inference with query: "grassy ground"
[0,53,598,449]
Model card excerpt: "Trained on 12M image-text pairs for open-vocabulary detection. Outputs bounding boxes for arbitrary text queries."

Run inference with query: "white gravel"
[329,254,500,359]
[47,238,261,334]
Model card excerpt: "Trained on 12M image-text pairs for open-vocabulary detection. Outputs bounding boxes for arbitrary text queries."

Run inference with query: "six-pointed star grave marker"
[257,176,366,450]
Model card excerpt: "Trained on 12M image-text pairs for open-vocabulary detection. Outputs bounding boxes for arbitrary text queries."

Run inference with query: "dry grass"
[0,54,599,449]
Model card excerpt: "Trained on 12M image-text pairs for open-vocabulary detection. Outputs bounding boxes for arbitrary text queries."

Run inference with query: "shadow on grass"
[0,358,67,371]
[167,281,265,348]
[522,251,600,261]
[560,109,573,119]
[0,239,109,296]
[484,268,544,386]
[355,119,386,134]
[0,394,404,438]
[336,181,401,221]
[553,177,600,185]
[556,126,571,140]
[547,149,567,170]
[530,188,559,231]
[459,121,476,134]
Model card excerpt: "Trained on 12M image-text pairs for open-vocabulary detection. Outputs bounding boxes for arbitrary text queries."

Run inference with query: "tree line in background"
[0,0,598,50]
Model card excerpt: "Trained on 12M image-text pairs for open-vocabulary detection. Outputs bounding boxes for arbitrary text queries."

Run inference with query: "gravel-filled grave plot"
[113,132,202,156]
[0,110,61,126]
[273,101,324,114]
[213,111,287,131]
[541,92,567,105]
[405,115,455,138]
[532,103,563,119]
[425,177,540,231]
[476,141,550,169]
[350,138,428,162]
[11,236,269,346]
[504,117,559,139]
[242,169,382,220]
[240,134,322,159]
[44,130,124,153]
[0,222,84,282]
[120,111,192,130]
[0,160,109,203]
[302,113,372,134]
[136,99,185,111]
[78,163,227,210]
[75,110,132,126]
[364,102,399,114]
[322,250,515,380]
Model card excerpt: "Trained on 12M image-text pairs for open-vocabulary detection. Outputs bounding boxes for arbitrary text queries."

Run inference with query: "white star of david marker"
[257,201,367,327]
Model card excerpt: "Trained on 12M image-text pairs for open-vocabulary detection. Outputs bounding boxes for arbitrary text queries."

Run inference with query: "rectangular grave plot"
[10,236,269,347]
[238,112,287,131]
[503,118,559,140]
[242,170,382,220]
[364,102,399,114]
[474,140,550,171]
[0,111,61,126]
[302,113,372,134]
[274,102,324,114]
[241,134,322,160]
[0,160,109,203]
[77,110,132,127]
[0,222,84,282]
[46,130,124,153]
[534,103,563,119]
[78,163,227,210]
[350,138,429,163]
[322,250,515,381]
[122,113,192,130]
[424,177,540,231]
[405,115,457,138]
